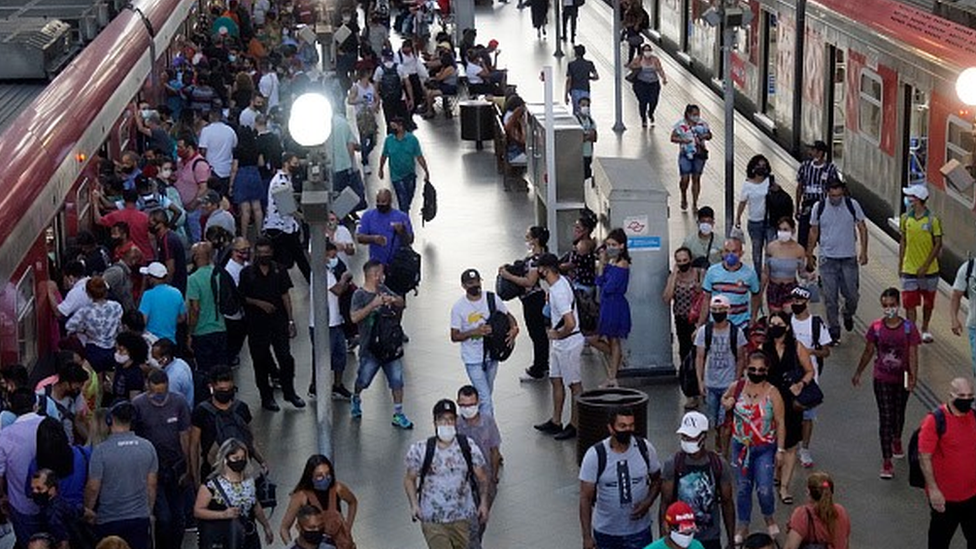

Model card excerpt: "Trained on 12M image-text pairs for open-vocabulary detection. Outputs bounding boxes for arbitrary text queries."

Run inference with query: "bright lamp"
[289,93,333,147]
[957,68,976,106]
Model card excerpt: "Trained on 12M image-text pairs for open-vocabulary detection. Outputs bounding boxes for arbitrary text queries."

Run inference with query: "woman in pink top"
[784,471,851,549]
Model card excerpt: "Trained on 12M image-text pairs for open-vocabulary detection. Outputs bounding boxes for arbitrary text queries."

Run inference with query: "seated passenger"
[503,96,527,164]
[422,45,458,118]
[465,49,501,97]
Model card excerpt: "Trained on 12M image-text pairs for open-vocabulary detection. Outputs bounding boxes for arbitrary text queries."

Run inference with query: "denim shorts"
[678,154,706,176]
[356,352,404,390]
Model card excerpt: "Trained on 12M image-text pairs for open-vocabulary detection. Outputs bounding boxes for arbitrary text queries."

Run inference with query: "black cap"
[432,399,457,419]
[812,140,829,153]
[461,268,481,283]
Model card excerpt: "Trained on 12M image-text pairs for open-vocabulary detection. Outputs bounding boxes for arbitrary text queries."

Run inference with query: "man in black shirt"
[565,45,599,115]
[238,237,306,411]
[149,209,187,294]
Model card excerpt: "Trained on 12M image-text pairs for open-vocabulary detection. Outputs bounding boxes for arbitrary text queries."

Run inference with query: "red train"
[0,0,200,367]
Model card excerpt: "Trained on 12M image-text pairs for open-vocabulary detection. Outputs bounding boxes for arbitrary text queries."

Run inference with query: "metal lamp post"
[611,0,625,132]
[290,92,335,460]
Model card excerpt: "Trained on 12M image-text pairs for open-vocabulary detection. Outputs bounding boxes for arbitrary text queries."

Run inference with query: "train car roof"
[0,83,48,134]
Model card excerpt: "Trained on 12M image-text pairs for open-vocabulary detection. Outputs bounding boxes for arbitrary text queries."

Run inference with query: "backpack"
[671,450,724,503]
[421,179,437,227]
[419,435,480,506]
[367,306,405,363]
[379,63,404,103]
[483,292,514,362]
[815,195,857,222]
[811,315,827,374]
[679,323,740,397]
[964,259,975,299]
[592,437,652,502]
[211,264,243,317]
[908,405,976,488]
[495,261,527,301]
[386,240,422,296]
[199,401,254,464]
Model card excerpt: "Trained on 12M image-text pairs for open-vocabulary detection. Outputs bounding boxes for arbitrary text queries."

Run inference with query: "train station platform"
[203,2,974,548]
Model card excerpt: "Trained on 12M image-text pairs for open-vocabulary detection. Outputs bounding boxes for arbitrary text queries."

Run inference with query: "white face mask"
[327,257,339,270]
[642,50,653,58]
[579,106,590,116]
[458,405,479,419]
[777,230,792,242]
[680,439,702,455]
[699,222,713,235]
[670,531,695,548]
[159,168,173,179]
[436,424,456,443]
[114,352,130,365]
[384,60,394,68]
[526,241,535,252]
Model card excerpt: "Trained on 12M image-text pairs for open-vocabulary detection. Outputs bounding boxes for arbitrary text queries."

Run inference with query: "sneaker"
[262,399,281,412]
[351,395,362,418]
[392,412,414,429]
[285,395,307,408]
[892,439,905,459]
[922,331,934,343]
[554,424,577,440]
[307,384,317,399]
[844,316,855,332]
[332,384,353,401]
[363,165,372,176]
[534,420,562,434]
[519,368,547,382]
[880,460,894,479]
[799,448,814,468]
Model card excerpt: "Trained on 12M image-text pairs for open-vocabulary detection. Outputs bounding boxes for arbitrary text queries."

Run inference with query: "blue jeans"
[98,517,152,549]
[731,440,776,527]
[704,385,728,429]
[310,326,348,389]
[593,528,653,549]
[393,173,418,213]
[464,360,498,416]
[356,352,404,391]
[678,154,706,176]
[819,257,860,336]
[185,208,203,244]
[747,220,767,276]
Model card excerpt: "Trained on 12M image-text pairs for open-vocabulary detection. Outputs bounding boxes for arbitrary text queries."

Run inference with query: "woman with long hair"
[194,438,274,549]
[663,246,704,366]
[763,217,806,313]
[736,154,772,275]
[278,454,357,545]
[761,311,815,504]
[784,471,851,549]
[498,226,551,381]
[65,277,122,377]
[32,417,89,510]
[626,43,667,128]
[590,229,632,386]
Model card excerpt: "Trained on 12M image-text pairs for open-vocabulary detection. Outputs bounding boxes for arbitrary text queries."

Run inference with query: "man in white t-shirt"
[450,269,519,416]
[223,237,250,367]
[788,286,832,469]
[56,261,92,320]
[309,242,354,400]
[533,254,585,440]
[198,111,238,197]
[258,61,281,109]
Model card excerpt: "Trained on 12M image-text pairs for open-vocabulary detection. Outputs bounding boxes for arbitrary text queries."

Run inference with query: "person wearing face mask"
[187,240,229,375]
[565,45,599,115]
[84,401,158,549]
[308,242,354,400]
[663,247,705,400]
[806,177,868,343]
[450,270,519,416]
[404,399,490,549]
[34,362,90,446]
[148,208,188,294]
[65,277,124,378]
[628,44,668,129]
[670,104,711,213]
[576,96,598,182]
[29,469,75,549]
[132,370,191,549]
[287,504,356,549]
[110,332,148,405]
[116,150,143,191]
[95,188,154,262]
[852,287,920,479]
[659,412,734,549]
[682,207,721,268]
[918,377,976,549]
[579,406,662,549]
[647,502,705,549]
[264,152,312,283]
[786,287,832,469]
[589,229,632,387]
[378,116,430,214]
[279,455,357,546]
[150,338,194,405]
[898,184,941,344]
[694,295,748,455]
[455,386,502,536]
[721,351,786,544]
[794,141,838,248]
[356,188,415,266]
[735,155,772,275]
[138,260,187,342]
[499,225,551,381]
[699,238,761,330]
[762,217,806,314]
[194,438,274,549]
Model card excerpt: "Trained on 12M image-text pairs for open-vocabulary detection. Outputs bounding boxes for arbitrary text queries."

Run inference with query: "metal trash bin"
[575,387,649,464]
[459,99,495,150]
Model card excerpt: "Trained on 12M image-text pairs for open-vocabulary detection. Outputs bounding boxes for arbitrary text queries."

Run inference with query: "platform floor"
[195,2,973,548]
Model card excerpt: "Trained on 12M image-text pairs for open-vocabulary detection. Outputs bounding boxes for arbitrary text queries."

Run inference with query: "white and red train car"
[0,0,199,368]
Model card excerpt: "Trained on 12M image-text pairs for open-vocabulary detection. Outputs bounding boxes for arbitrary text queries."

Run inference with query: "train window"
[15,268,36,368]
[859,70,883,144]
[946,115,975,206]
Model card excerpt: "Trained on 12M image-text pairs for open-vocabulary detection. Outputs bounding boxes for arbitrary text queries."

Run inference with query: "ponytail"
[807,472,838,538]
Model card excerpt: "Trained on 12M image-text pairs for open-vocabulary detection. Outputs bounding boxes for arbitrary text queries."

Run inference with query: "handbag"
[255,473,278,510]
[788,367,824,410]
[685,270,705,324]
[625,69,639,83]
[626,33,643,47]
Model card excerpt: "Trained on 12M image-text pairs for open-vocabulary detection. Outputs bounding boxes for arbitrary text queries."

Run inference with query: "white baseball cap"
[904,185,929,201]
[139,262,168,279]
[676,411,709,437]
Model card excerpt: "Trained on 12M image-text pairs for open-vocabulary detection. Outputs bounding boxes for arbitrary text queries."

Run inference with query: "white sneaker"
[799,448,814,468]
[363,165,372,175]
[922,331,934,343]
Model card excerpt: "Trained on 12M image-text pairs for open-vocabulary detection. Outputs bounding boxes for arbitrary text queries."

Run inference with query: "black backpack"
[199,401,254,462]
[211,264,243,317]
[679,322,740,398]
[379,63,403,103]
[495,261,527,301]
[421,180,437,227]
[592,437,652,502]
[908,405,976,488]
[419,435,480,506]
[367,306,405,363]
[387,243,422,296]
[483,292,514,362]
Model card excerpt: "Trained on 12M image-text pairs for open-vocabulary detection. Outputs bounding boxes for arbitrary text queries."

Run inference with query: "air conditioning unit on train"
[942,159,975,195]
[0,19,75,80]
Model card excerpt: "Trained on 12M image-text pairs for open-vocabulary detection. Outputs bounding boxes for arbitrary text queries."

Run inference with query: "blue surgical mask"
[724,253,739,267]
[328,257,339,270]
[312,475,333,491]
[903,197,913,210]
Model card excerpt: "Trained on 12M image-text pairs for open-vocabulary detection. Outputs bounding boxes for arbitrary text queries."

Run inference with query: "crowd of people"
[0,0,974,546]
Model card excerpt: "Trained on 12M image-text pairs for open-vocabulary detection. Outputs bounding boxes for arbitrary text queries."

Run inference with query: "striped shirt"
[796,160,839,206]
[703,263,760,328]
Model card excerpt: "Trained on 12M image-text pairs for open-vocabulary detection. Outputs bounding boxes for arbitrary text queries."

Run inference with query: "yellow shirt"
[900,210,942,275]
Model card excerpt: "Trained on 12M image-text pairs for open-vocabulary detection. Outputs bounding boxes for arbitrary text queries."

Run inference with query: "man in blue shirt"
[378,116,430,213]
[699,238,761,328]
[356,189,414,265]
[138,261,187,342]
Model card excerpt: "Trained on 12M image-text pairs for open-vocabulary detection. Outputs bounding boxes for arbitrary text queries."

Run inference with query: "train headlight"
[956,68,976,107]
[289,93,333,147]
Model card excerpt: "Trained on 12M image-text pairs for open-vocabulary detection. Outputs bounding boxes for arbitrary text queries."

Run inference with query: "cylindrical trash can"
[459,99,495,150]
[575,387,649,465]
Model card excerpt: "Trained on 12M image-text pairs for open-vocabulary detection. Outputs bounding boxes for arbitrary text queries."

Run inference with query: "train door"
[14,267,37,370]
[824,45,846,165]
[759,10,777,120]
[898,85,929,202]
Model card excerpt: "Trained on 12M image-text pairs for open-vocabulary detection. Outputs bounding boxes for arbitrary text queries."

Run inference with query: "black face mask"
[953,398,974,413]
[213,389,235,404]
[300,530,325,545]
[791,303,807,315]
[768,326,787,339]
[227,459,247,473]
[255,256,272,267]
[466,286,481,297]
[613,430,633,445]
[377,204,392,214]
[677,263,691,272]
[30,492,51,506]
[747,372,767,384]
[711,311,728,324]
